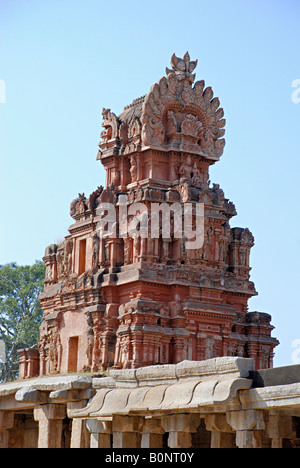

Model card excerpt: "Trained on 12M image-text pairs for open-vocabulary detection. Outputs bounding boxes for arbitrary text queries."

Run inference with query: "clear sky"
[0,0,299,367]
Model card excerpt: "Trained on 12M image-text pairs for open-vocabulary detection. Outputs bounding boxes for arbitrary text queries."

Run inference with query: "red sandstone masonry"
[18,52,278,379]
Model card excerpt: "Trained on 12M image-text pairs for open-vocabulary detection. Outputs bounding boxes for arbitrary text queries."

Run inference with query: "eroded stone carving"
[139,52,226,159]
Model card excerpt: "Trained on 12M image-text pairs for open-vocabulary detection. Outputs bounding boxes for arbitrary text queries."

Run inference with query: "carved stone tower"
[18,52,278,379]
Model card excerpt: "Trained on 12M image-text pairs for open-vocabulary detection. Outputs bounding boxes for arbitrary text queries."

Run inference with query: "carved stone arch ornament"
[140,52,226,160]
[101,107,120,141]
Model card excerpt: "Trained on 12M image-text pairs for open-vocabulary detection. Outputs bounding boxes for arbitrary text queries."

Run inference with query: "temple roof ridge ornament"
[166,51,198,83]
[99,52,226,162]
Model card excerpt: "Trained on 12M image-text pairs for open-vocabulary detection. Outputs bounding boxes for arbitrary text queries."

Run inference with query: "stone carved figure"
[56,248,65,279]
[88,186,104,213]
[166,110,177,136]
[203,223,214,260]
[181,114,203,138]
[124,237,133,265]
[64,239,73,274]
[142,117,165,147]
[179,155,193,183]
[129,156,138,182]
[85,313,94,370]
[212,183,225,206]
[48,329,62,374]
[101,108,120,142]
[218,222,231,263]
[191,162,202,189]
[178,180,192,203]
[70,193,87,219]
[92,233,100,271]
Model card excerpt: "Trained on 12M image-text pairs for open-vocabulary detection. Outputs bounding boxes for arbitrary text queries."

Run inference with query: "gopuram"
[18,52,278,380]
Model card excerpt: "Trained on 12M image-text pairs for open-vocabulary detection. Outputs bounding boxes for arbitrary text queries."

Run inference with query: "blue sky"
[0,0,299,367]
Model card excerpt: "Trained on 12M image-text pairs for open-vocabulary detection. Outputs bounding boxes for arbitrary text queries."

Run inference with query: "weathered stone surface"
[175,357,254,380]
[93,377,116,389]
[136,364,177,386]
[213,378,252,405]
[33,375,92,392]
[1,356,300,448]
[15,387,47,404]
[239,382,300,409]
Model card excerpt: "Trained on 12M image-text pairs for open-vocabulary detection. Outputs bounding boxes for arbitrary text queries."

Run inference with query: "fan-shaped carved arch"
[140,70,226,160]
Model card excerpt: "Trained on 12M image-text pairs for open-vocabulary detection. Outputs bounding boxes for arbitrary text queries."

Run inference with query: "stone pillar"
[112,415,143,448]
[86,419,112,449]
[172,339,185,364]
[265,411,295,448]
[34,404,66,449]
[161,414,200,449]
[205,414,235,448]
[17,350,27,380]
[26,349,40,378]
[0,411,14,449]
[226,410,265,449]
[68,402,90,449]
[141,418,164,448]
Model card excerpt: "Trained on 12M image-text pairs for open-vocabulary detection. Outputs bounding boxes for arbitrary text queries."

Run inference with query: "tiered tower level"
[18,53,278,379]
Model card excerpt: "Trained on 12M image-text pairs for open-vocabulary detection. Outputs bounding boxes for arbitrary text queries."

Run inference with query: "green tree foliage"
[0,261,45,382]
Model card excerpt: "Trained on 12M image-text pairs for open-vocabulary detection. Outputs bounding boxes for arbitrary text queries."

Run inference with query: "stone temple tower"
[18,52,278,379]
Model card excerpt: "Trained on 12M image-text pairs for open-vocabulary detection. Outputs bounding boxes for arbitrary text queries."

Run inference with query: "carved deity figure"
[92,233,100,271]
[181,114,203,138]
[142,118,165,147]
[191,162,202,188]
[124,237,133,265]
[56,248,65,279]
[48,329,62,374]
[92,331,102,372]
[200,130,215,155]
[64,239,73,274]
[130,156,138,182]
[166,110,177,136]
[179,154,193,183]
[218,222,231,263]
